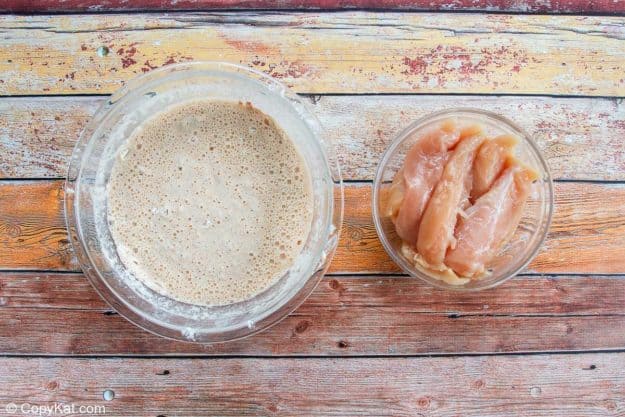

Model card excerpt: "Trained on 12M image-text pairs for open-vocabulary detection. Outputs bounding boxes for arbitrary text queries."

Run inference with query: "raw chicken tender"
[416,131,485,268]
[472,134,518,200]
[387,117,538,283]
[445,161,538,277]
[389,120,463,245]
[387,167,406,221]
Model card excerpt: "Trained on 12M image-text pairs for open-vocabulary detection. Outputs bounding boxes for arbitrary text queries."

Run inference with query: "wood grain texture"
[3,0,625,13]
[5,272,625,314]
[0,354,624,416]
[0,7,623,412]
[1,13,624,95]
[2,95,625,181]
[1,272,625,354]
[0,181,77,271]
[1,180,624,274]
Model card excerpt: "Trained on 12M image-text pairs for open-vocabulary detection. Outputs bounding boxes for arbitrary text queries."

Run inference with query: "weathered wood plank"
[4,272,625,315]
[3,0,624,14]
[1,354,624,416]
[5,309,625,354]
[1,181,624,274]
[0,272,102,310]
[0,98,100,179]
[1,272,625,354]
[1,13,624,95]
[0,181,77,271]
[2,96,625,181]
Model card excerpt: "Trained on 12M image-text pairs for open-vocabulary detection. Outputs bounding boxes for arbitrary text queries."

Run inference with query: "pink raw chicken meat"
[471,134,518,200]
[445,161,538,278]
[387,167,406,222]
[416,131,485,268]
[388,120,465,246]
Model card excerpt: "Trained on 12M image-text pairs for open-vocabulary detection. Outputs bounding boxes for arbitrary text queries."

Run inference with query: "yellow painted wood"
[0,12,624,95]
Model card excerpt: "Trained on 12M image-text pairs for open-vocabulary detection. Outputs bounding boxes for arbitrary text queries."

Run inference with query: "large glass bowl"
[373,109,553,291]
[65,62,343,343]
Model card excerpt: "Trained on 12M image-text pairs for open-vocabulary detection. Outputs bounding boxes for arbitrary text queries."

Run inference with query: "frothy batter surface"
[107,100,313,306]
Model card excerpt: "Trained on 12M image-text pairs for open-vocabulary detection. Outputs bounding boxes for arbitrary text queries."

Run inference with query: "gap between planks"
[1,349,625,359]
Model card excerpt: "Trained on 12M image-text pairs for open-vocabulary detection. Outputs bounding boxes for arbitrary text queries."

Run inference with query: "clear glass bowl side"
[372,108,554,291]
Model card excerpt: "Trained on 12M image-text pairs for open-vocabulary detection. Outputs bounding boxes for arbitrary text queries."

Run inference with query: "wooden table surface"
[1,1,625,416]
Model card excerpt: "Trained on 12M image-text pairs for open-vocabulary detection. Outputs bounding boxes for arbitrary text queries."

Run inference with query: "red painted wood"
[2,0,623,13]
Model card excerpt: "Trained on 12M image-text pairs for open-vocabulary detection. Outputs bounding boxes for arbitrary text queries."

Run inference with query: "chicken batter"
[107,100,313,306]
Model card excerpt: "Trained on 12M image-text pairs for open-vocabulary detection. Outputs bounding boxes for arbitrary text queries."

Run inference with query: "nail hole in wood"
[157,370,170,375]
[103,389,115,401]
[97,46,109,57]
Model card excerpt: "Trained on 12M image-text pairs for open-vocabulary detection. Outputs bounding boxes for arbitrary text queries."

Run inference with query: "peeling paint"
[0,13,623,96]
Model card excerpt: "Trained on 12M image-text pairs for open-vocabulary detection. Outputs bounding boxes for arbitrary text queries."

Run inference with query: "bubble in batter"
[107,100,313,306]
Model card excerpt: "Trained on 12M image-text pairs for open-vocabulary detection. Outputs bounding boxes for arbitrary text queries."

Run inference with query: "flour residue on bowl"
[106,100,314,306]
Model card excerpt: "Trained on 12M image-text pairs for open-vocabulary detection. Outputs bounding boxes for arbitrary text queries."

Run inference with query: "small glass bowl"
[65,62,343,343]
[372,108,553,291]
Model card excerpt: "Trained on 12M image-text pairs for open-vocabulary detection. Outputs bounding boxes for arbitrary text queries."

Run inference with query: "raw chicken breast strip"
[472,134,519,200]
[416,131,485,268]
[387,167,406,221]
[389,120,463,245]
[445,161,538,278]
